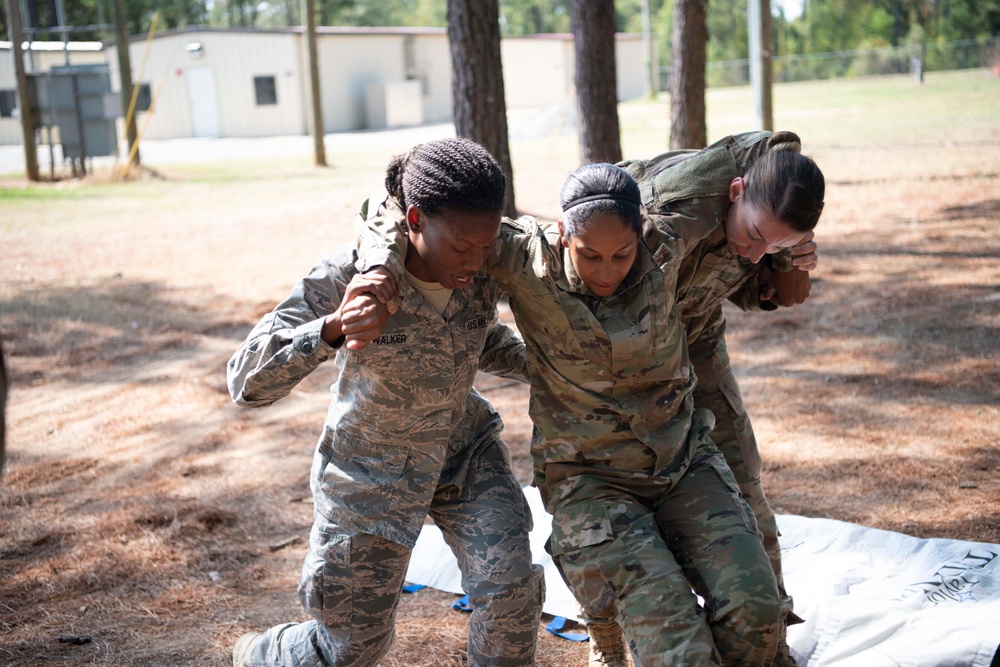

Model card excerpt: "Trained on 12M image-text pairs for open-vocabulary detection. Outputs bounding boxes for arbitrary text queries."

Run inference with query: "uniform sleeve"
[484,216,544,295]
[477,320,530,384]
[355,193,408,283]
[726,268,778,313]
[355,199,542,300]
[227,257,347,407]
[687,305,727,351]
[725,250,796,312]
[767,249,795,273]
[643,200,722,262]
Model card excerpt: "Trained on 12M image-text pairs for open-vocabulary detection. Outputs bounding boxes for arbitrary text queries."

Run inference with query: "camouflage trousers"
[245,439,545,667]
[545,443,781,667]
[689,330,794,621]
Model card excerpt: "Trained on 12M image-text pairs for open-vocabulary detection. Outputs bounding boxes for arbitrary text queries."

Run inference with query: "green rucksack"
[618,130,802,213]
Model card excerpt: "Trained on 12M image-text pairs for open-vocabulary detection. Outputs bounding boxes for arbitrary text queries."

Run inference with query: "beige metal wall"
[0,47,19,145]
[502,33,649,110]
[113,30,306,141]
[316,33,406,131]
[501,37,574,109]
[314,30,451,132]
[409,33,451,123]
[615,35,647,101]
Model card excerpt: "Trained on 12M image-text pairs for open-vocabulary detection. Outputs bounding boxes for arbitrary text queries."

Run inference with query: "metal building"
[2,27,647,146]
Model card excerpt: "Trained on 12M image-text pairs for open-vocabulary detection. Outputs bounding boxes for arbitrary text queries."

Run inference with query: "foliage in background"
[1,0,996,62]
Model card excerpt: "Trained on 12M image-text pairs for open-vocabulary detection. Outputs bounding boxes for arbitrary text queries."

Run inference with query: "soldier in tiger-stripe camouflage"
[227,138,543,667]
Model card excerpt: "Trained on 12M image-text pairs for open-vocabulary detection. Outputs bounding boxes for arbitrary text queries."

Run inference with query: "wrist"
[767,251,796,273]
[321,312,345,345]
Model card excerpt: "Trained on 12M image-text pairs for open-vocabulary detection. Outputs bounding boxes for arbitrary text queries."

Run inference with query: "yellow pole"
[120,77,163,179]
[117,12,159,160]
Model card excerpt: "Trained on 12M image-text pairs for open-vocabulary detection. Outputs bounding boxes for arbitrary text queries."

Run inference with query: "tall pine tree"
[571,0,622,165]
[447,0,516,217]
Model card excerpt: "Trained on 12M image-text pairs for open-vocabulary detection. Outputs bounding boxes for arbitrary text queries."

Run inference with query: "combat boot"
[587,621,628,667]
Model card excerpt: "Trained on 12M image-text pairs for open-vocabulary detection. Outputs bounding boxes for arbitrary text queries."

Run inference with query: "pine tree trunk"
[447,0,517,217]
[0,340,6,476]
[669,0,708,149]
[571,0,622,165]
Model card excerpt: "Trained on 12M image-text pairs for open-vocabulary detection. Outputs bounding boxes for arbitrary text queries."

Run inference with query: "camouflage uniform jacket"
[621,131,795,345]
[357,199,718,486]
[228,197,529,549]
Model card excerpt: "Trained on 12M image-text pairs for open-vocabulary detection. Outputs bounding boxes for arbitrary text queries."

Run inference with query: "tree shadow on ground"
[0,276,340,665]
[764,445,1000,544]
[734,276,999,403]
[0,479,310,666]
[936,198,1000,222]
[0,277,260,385]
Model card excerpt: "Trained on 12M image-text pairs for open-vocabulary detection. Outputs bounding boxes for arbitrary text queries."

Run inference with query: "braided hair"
[743,133,826,233]
[384,138,506,219]
[559,163,643,238]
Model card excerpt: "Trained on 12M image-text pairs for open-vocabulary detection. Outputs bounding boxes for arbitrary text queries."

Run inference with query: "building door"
[186,68,220,138]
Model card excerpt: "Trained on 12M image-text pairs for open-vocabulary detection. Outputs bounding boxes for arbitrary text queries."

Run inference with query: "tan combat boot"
[587,621,629,667]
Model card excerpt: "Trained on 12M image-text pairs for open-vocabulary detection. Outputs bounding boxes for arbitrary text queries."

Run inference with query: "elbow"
[230,390,275,409]
[228,381,274,408]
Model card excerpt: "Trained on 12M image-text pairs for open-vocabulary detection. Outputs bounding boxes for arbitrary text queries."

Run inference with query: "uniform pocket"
[549,500,663,620]
[320,431,410,517]
[548,500,615,557]
[298,530,353,629]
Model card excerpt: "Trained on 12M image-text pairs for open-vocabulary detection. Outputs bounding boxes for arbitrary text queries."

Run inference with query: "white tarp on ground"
[405,486,1000,667]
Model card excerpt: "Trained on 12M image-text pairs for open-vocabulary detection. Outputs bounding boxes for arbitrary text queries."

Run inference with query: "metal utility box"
[365,80,424,130]
[29,64,119,160]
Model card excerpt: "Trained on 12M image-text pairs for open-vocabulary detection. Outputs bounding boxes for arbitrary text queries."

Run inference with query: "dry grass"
[1,69,999,665]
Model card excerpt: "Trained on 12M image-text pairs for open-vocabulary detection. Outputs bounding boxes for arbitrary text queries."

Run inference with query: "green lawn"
[618,68,1000,152]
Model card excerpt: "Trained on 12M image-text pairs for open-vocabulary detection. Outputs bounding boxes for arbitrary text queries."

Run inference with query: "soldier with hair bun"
[228,137,543,667]
[584,130,825,667]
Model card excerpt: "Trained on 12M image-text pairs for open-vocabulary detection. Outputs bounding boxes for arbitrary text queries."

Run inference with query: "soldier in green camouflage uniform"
[227,139,544,667]
[356,162,807,666]
[580,130,822,667]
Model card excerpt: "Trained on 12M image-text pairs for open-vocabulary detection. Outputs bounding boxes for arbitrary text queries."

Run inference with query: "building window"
[254,76,277,106]
[135,83,152,112]
[0,90,17,118]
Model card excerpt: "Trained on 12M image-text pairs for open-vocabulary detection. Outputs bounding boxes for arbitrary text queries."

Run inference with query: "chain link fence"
[658,36,1000,90]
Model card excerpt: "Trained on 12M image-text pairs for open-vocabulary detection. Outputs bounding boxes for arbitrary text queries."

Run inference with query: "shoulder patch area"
[652,243,673,267]
[502,215,535,234]
[649,146,739,209]
[734,130,773,150]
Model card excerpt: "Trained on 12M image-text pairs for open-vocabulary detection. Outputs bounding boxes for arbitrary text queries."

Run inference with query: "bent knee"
[711,592,782,645]
[467,562,544,602]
